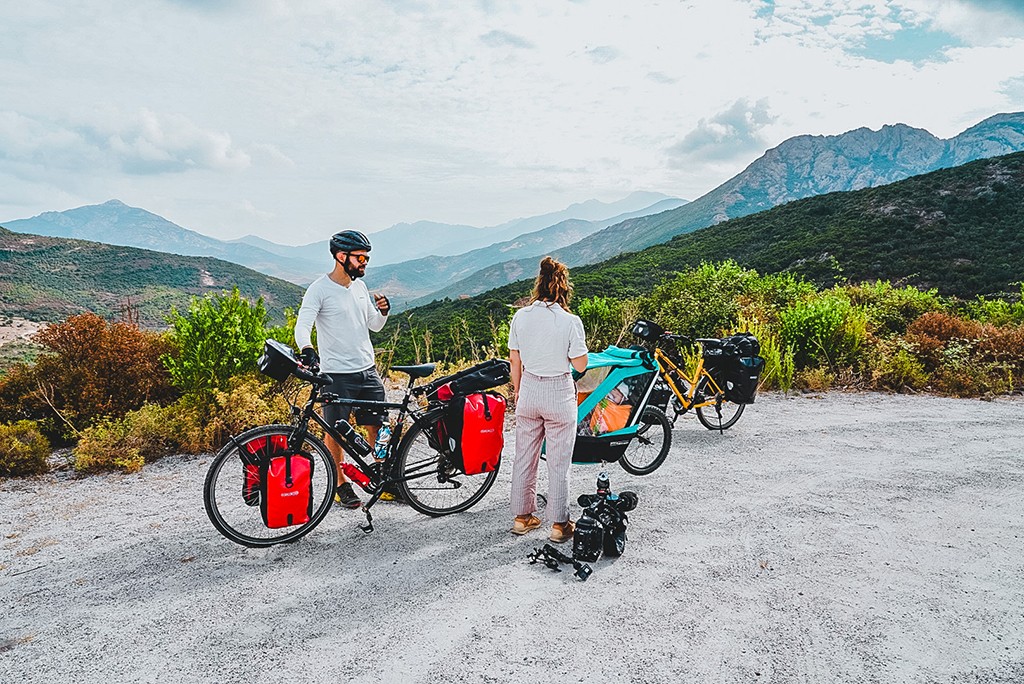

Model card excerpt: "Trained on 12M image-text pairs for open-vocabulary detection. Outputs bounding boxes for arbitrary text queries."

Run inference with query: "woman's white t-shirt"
[508,301,588,376]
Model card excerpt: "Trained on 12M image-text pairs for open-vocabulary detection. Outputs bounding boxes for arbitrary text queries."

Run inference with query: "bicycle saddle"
[695,338,723,348]
[391,363,437,378]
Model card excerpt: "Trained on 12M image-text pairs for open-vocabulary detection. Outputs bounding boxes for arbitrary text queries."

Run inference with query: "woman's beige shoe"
[512,514,542,535]
[549,520,575,543]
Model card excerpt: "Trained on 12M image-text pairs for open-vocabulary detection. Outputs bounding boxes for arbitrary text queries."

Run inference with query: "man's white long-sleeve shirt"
[294,275,388,373]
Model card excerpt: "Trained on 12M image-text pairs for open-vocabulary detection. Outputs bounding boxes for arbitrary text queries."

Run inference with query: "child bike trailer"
[572,346,659,464]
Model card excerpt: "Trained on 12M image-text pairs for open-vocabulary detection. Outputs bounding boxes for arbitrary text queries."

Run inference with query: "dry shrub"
[0,421,50,477]
[73,403,187,473]
[199,374,293,451]
[907,312,985,342]
[976,328,1024,366]
[73,375,296,471]
[33,313,176,430]
[932,366,1012,398]
[794,367,834,392]
[867,339,928,391]
[0,363,50,426]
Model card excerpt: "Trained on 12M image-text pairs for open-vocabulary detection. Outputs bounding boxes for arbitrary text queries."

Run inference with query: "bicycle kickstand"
[358,507,374,534]
[358,491,382,534]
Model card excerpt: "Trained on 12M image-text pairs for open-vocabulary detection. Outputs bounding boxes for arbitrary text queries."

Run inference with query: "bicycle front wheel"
[696,401,745,430]
[618,406,672,476]
[204,424,337,548]
[394,422,499,516]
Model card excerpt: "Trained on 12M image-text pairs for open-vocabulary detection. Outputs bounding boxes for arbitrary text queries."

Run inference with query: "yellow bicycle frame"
[653,347,725,411]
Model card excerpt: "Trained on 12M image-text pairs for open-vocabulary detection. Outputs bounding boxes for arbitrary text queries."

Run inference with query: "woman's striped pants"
[510,371,577,523]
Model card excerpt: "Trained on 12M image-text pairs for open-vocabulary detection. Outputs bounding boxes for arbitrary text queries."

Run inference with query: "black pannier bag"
[704,332,764,404]
[721,356,765,404]
[721,332,760,357]
[423,358,510,401]
[630,319,665,342]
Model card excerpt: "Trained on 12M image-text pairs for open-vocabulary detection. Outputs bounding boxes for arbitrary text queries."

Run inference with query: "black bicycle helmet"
[329,230,372,255]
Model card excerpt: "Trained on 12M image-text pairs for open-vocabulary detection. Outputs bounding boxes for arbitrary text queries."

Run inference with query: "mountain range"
[363,197,687,307]
[0,228,302,326]
[382,149,1024,363]
[0,191,682,285]
[414,112,1024,304]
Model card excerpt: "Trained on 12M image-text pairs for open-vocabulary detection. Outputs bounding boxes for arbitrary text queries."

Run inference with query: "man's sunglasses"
[343,253,369,264]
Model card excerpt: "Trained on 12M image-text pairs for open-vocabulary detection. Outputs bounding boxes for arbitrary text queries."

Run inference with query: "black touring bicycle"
[203,340,511,547]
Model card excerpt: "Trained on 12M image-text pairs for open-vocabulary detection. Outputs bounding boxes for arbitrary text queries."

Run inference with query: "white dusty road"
[2,392,1023,683]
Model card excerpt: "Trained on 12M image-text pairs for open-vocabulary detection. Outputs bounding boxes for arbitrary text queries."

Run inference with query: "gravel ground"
[2,392,1023,683]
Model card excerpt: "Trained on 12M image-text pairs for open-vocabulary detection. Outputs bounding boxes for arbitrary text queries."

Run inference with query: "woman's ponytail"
[532,256,573,310]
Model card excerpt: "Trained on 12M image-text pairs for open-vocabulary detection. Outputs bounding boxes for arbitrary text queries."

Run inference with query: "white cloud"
[0,109,258,175]
[1,0,1023,243]
[900,0,1024,44]
[480,30,534,49]
[669,99,778,163]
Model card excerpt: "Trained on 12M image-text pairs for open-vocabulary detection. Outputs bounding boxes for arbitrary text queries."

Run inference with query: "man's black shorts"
[322,368,387,428]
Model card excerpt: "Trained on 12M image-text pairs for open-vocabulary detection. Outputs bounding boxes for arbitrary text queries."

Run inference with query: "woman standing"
[508,257,589,542]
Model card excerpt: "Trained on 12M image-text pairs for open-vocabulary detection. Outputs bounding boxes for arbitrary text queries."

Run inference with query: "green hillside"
[384,151,1024,361]
[0,228,303,326]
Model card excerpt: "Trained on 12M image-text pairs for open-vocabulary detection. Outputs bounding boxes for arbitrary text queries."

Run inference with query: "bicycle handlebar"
[294,364,332,386]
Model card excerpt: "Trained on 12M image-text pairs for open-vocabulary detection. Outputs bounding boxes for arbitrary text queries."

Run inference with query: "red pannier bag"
[259,451,315,529]
[241,434,288,506]
[442,392,506,475]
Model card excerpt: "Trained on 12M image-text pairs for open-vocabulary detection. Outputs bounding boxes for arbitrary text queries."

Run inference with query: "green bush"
[576,296,640,351]
[844,281,944,336]
[163,288,270,402]
[72,402,193,473]
[643,261,755,339]
[779,293,868,369]
[200,374,294,451]
[0,421,50,477]
[963,284,1024,326]
[735,317,795,393]
[741,271,816,325]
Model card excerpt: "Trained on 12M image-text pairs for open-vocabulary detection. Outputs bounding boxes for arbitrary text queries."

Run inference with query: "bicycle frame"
[653,345,725,412]
[286,380,448,531]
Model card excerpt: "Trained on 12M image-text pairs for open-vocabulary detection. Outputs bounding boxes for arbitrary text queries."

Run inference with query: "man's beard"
[344,262,366,279]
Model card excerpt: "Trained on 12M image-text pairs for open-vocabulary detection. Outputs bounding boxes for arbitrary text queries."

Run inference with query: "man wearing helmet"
[295,230,391,509]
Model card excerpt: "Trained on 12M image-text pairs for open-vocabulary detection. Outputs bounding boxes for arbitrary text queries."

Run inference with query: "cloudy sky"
[2,0,1024,244]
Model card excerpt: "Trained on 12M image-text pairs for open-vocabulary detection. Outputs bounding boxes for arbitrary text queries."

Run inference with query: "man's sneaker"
[549,520,575,543]
[378,481,405,503]
[334,482,362,509]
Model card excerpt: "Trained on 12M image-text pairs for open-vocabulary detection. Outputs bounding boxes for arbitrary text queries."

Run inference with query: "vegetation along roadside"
[2,153,1023,478]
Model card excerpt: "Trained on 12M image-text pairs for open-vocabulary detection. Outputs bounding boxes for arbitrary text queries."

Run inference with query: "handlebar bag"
[442,391,506,475]
[260,450,315,528]
[240,433,288,507]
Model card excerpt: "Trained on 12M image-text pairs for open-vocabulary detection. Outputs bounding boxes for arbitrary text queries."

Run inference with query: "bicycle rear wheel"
[696,401,745,430]
[618,406,672,476]
[204,424,337,547]
[394,422,499,516]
